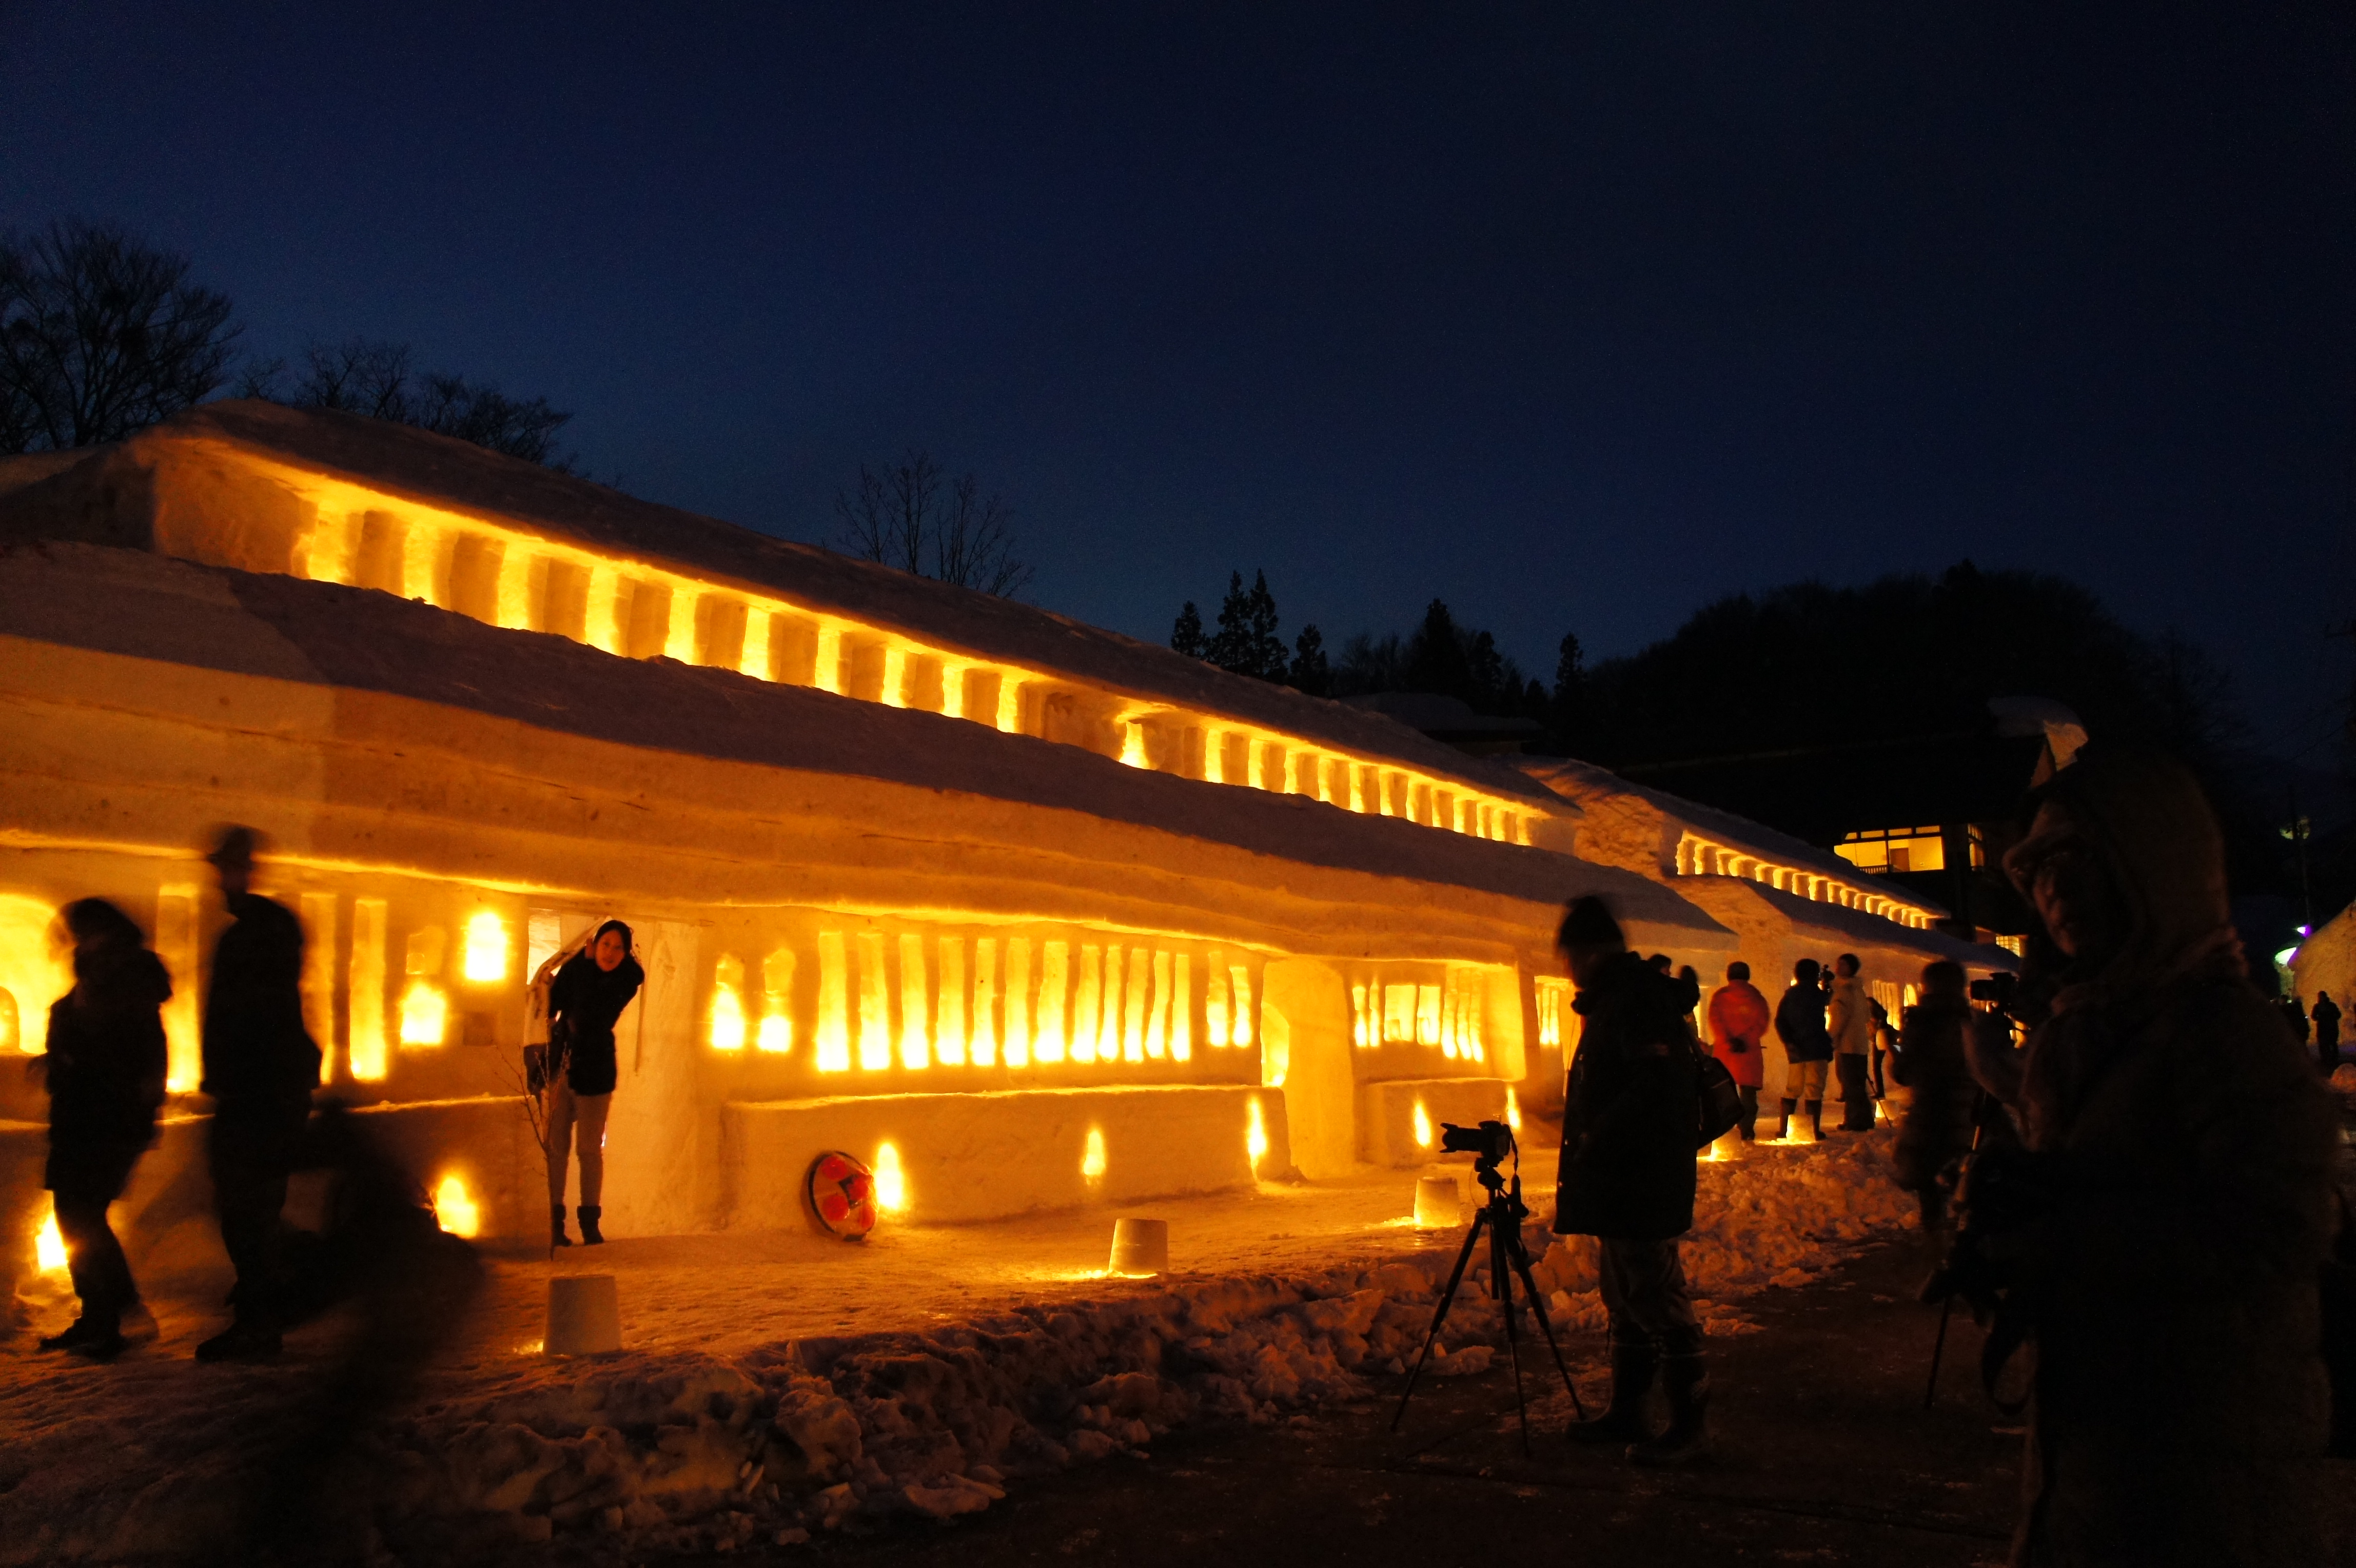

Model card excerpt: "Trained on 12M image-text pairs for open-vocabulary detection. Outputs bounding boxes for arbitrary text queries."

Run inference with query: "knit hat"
[1556,895,1623,953]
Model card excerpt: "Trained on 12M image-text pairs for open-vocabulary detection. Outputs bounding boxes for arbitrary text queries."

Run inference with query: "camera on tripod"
[1439,1119,1514,1165]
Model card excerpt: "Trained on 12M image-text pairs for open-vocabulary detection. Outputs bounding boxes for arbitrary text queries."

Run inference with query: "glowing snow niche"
[708,954,747,1052]
[1411,1100,1435,1150]
[872,1141,908,1215]
[460,911,508,983]
[1246,1096,1270,1173]
[432,1174,481,1238]
[1082,1126,1108,1186]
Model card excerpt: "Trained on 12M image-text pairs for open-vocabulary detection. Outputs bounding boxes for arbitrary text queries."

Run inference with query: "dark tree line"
[1170,571,1329,692]
[0,219,575,467]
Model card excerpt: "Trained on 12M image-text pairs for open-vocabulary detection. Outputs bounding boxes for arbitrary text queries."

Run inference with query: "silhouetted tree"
[831,448,1032,597]
[242,338,575,467]
[1202,569,1288,681]
[1549,631,1589,748]
[1170,601,1207,660]
[1405,599,1474,697]
[0,219,240,452]
[1288,624,1331,696]
[1333,631,1407,695]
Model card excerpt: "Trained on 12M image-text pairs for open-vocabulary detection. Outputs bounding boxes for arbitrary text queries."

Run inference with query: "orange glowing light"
[1411,1100,1434,1149]
[873,1141,908,1213]
[1246,1096,1270,1171]
[1505,1086,1522,1133]
[432,1174,480,1238]
[1083,1127,1108,1182]
[399,981,447,1046]
[35,1204,67,1273]
[461,911,508,983]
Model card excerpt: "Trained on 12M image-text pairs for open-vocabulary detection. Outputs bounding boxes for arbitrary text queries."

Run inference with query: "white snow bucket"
[1706,1128,1745,1163]
[1106,1217,1169,1277]
[1785,1114,1818,1147]
[546,1273,621,1355]
[1413,1175,1460,1228]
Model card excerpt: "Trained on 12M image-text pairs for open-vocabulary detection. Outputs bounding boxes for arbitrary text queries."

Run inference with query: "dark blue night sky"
[5,4,2350,749]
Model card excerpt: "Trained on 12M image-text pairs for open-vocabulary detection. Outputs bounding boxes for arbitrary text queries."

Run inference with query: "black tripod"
[1391,1132,1585,1454]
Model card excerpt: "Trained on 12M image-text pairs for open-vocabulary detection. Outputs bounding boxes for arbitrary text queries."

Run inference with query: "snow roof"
[1679,877,2016,973]
[1515,753,1946,926]
[0,541,1722,949]
[1,402,1565,816]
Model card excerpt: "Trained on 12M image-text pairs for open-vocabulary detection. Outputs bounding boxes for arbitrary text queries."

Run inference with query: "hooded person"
[1553,896,1711,1465]
[1890,959,1976,1245]
[35,899,171,1359]
[1960,745,2338,1567]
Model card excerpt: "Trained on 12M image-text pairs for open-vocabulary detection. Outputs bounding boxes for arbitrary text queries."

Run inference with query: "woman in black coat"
[36,898,171,1359]
[543,920,644,1247]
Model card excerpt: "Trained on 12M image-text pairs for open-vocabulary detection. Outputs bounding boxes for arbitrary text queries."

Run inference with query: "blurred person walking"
[32,899,170,1359]
[1555,897,1713,1465]
[1889,961,1975,1250]
[1704,961,1770,1140]
[1828,953,1877,1131]
[1774,958,1832,1139]
[198,826,320,1362]
[542,919,644,1246]
[2311,990,2340,1073]
[1960,747,2338,1566]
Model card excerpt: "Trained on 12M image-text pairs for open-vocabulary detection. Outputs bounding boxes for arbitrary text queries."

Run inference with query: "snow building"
[0,403,2005,1269]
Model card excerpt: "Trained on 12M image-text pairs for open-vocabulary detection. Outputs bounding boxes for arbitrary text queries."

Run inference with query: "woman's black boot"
[551,1204,573,1247]
[578,1205,604,1245]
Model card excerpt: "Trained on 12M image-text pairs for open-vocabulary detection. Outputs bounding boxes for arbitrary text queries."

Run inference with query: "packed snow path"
[2,1129,1919,1562]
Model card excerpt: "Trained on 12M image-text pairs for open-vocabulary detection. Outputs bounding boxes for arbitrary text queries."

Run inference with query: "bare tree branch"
[834,450,1030,598]
[0,219,240,452]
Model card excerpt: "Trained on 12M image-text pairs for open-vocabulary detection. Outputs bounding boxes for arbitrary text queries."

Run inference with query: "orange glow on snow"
[1412,1100,1434,1149]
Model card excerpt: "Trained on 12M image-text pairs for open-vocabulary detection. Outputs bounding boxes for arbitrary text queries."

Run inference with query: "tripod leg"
[1923,1292,1954,1409]
[1507,1239,1586,1422]
[1392,1210,1488,1432]
[1496,1219,1532,1457]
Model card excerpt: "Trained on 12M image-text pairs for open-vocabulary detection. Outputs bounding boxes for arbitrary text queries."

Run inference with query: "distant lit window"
[1836,826,1946,875]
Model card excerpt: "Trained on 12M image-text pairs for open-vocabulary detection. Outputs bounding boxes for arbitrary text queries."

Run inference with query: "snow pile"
[1528,1130,1917,1329]
[359,1264,1463,1557]
[5,1134,1920,1562]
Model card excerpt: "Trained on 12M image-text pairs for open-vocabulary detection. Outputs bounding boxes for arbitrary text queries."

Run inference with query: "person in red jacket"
[1705,961,1770,1139]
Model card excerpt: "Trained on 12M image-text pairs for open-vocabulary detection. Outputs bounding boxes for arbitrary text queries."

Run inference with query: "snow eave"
[112,403,1567,813]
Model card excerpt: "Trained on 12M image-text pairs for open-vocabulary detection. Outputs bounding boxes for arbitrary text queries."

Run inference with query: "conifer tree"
[1207,571,1253,674]
[1170,601,1207,660]
[1244,571,1286,681]
[1289,624,1331,696]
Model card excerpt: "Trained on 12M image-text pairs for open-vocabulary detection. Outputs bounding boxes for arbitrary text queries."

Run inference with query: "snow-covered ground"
[2,1128,1921,1563]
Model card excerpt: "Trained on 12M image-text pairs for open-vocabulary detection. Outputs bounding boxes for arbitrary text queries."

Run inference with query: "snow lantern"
[432,1174,481,1238]
[546,1273,621,1356]
[1107,1217,1169,1277]
[1413,1175,1460,1229]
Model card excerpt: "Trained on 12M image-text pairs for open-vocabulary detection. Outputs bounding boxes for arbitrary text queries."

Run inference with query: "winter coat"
[549,950,646,1097]
[1704,980,1770,1089]
[1890,993,1975,1193]
[201,892,319,1105]
[42,945,171,1193]
[1553,952,1697,1242]
[1966,748,2339,1568]
[1827,975,1875,1055]
[2310,995,2340,1048]
[1773,982,1832,1064]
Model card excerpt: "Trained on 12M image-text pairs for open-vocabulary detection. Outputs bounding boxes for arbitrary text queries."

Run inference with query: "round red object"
[806,1150,878,1239]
